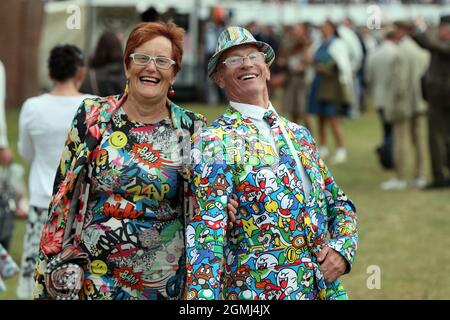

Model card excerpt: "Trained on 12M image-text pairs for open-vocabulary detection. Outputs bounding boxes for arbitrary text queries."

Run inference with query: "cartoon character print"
[192,264,216,289]
[187,223,220,266]
[255,168,279,201]
[211,173,231,197]
[277,268,299,300]
[252,253,279,283]
[238,183,264,204]
[185,106,357,300]
[252,212,276,233]
[277,163,302,192]
[231,265,251,290]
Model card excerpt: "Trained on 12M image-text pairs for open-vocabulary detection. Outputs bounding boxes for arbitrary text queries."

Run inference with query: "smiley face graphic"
[90,259,108,276]
[109,131,128,149]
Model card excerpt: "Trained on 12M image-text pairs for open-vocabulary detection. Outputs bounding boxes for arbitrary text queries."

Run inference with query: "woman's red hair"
[124,21,185,75]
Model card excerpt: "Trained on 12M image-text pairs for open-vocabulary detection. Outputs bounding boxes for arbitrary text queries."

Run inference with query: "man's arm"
[184,130,234,300]
[320,158,358,275]
[412,30,450,57]
[302,128,358,275]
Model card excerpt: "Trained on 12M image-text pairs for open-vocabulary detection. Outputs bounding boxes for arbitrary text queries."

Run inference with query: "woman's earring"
[124,79,129,94]
[169,85,175,97]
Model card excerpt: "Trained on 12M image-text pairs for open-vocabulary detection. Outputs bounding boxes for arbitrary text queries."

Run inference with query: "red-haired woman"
[33,22,236,300]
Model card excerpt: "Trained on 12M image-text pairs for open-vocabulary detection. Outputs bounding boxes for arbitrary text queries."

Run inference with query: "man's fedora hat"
[207,26,275,78]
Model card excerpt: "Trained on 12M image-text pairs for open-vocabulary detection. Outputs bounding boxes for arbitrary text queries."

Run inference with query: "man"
[185,27,358,300]
[365,25,399,170]
[412,15,450,189]
[380,22,430,190]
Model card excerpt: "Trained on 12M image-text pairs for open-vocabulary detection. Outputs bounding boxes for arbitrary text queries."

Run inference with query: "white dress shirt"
[230,101,311,199]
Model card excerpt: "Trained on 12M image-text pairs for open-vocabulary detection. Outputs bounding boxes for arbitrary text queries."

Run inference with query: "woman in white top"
[17,44,93,298]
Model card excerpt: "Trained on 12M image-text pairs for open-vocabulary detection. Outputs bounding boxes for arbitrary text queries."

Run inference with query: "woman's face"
[125,36,175,102]
[320,22,334,38]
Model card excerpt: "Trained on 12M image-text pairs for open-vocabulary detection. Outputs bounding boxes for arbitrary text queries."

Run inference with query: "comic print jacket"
[33,94,206,299]
[185,106,358,300]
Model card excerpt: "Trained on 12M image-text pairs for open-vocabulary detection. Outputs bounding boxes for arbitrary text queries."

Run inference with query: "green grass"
[1,101,449,300]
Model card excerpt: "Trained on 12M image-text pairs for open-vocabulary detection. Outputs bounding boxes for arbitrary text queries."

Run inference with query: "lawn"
[1,99,449,300]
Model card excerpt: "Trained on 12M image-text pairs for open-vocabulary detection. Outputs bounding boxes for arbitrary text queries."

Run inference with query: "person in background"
[338,18,364,117]
[308,20,353,164]
[281,22,314,129]
[412,15,450,189]
[365,25,399,171]
[80,31,127,97]
[0,243,19,293]
[203,6,228,105]
[380,21,430,191]
[17,44,91,298]
[0,60,23,295]
[0,59,27,251]
[0,60,10,165]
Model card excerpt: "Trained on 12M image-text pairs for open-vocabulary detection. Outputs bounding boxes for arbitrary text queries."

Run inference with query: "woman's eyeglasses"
[129,53,176,70]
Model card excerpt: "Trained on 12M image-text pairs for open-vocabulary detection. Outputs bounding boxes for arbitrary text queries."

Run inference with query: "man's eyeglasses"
[222,52,266,68]
[129,53,176,69]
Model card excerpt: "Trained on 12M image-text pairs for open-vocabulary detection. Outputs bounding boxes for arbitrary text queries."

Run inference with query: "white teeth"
[240,74,257,80]
[140,76,160,83]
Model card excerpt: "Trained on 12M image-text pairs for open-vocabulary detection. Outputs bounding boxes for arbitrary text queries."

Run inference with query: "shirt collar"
[230,101,277,120]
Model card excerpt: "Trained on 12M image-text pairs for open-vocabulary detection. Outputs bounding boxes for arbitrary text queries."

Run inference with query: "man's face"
[438,23,450,41]
[213,44,270,103]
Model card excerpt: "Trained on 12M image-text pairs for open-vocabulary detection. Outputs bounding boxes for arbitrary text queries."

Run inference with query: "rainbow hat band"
[207,26,275,78]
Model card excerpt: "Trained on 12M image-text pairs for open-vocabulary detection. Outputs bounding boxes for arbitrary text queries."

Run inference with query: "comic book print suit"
[33,94,206,299]
[185,106,358,300]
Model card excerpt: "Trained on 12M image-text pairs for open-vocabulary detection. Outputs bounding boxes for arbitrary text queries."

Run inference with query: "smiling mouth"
[238,73,258,81]
[139,76,160,85]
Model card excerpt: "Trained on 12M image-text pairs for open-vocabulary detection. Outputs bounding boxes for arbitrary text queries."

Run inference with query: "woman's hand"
[226,196,239,229]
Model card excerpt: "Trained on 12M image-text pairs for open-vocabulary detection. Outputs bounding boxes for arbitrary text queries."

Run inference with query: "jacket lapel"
[278,117,325,195]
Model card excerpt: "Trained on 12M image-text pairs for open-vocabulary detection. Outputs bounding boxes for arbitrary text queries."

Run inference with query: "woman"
[80,31,127,97]
[17,44,91,298]
[307,20,353,164]
[33,21,235,300]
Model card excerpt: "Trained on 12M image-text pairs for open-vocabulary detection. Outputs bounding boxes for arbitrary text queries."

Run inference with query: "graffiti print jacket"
[185,106,358,300]
[33,94,206,299]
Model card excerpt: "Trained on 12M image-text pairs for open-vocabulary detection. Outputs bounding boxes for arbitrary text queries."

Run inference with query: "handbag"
[44,245,90,300]
[44,165,92,300]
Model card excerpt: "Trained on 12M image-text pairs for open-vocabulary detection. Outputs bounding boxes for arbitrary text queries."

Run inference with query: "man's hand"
[226,197,239,229]
[317,246,347,284]
[0,147,13,165]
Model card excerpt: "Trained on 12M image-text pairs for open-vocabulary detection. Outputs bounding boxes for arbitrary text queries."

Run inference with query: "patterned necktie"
[263,110,305,202]
[263,110,287,156]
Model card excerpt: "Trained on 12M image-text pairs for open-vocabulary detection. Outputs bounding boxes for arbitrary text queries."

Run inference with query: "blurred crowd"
[0,3,449,298]
[199,7,450,192]
[224,0,449,4]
